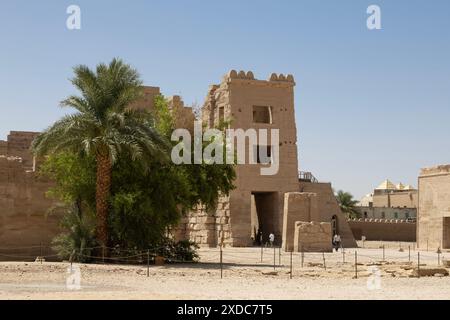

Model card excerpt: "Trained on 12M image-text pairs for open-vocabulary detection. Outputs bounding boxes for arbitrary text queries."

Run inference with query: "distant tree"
[336,190,360,219]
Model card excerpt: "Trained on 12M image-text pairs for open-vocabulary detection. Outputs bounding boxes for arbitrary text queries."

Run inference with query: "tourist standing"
[269,233,275,247]
[333,234,341,252]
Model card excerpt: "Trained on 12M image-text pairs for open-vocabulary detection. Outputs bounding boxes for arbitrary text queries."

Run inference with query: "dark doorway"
[251,192,279,246]
[444,217,450,249]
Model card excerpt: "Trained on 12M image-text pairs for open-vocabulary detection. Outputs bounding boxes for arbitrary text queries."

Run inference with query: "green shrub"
[51,205,97,262]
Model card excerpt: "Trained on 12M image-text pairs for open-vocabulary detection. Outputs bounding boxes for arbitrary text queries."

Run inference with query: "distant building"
[356,179,417,221]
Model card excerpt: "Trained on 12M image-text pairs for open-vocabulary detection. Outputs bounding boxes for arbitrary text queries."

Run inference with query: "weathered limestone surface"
[293,221,332,252]
[0,132,61,260]
[298,181,357,248]
[282,192,318,251]
[179,70,300,247]
[175,195,231,247]
[349,219,416,241]
[174,71,357,248]
[418,164,450,250]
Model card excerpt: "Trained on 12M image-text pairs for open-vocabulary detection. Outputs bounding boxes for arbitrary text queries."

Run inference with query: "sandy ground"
[0,243,449,300]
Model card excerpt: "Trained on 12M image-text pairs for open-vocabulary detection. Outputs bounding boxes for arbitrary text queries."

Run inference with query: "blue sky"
[0,0,449,199]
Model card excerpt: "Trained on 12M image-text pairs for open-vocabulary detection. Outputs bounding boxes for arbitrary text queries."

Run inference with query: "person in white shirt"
[269,233,275,247]
[333,234,341,252]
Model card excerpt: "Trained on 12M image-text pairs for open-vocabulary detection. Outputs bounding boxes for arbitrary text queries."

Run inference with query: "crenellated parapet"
[223,70,295,86]
[420,164,450,177]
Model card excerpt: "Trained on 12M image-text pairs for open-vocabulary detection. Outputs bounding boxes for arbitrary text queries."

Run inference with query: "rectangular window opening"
[252,106,272,124]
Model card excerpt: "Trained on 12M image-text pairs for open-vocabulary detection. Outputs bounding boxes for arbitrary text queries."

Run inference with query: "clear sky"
[0,0,449,199]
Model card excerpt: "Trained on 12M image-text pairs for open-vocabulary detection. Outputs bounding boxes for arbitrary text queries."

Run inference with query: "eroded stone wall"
[183,70,300,247]
[0,132,61,260]
[293,221,332,252]
[281,192,318,251]
[418,164,450,250]
[349,219,416,241]
[175,195,231,247]
[298,181,357,248]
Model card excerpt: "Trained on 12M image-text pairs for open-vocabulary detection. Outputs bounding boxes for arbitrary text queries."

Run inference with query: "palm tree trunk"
[96,153,112,251]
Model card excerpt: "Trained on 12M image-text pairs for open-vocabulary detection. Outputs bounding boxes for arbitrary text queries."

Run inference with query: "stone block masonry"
[348,219,416,242]
[282,192,318,251]
[0,132,62,260]
[418,164,450,250]
[294,221,332,252]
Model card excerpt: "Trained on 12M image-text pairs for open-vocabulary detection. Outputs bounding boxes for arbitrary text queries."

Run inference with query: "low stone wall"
[293,221,332,252]
[348,219,416,242]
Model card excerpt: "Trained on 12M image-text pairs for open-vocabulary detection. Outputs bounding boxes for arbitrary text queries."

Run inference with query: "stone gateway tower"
[177,71,300,247]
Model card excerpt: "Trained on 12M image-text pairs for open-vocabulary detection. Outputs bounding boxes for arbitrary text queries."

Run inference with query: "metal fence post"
[290,250,293,279]
[408,245,411,262]
[147,250,150,277]
[220,245,223,279]
[301,250,304,268]
[278,247,281,266]
[273,246,276,270]
[260,243,263,263]
[417,252,420,278]
[355,251,358,279]
[322,252,326,270]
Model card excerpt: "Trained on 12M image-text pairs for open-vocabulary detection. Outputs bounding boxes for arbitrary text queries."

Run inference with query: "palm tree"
[336,190,360,219]
[33,58,169,249]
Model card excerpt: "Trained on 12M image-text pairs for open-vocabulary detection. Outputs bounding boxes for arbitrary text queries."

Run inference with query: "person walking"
[333,234,341,252]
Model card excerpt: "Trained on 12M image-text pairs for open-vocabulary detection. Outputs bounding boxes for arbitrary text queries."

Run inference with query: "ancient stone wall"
[175,195,231,247]
[348,219,416,242]
[203,71,299,247]
[131,86,196,133]
[281,192,318,251]
[2,131,39,169]
[293,221,332,252]
[298,181,357,248]
[129,86,161,111]
[418,164,450,250]
[167,95,196,133]
[0,134,61,260]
